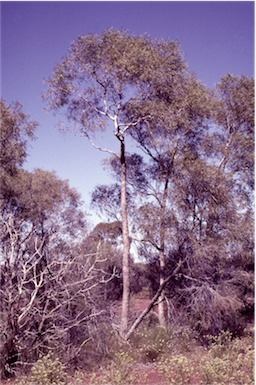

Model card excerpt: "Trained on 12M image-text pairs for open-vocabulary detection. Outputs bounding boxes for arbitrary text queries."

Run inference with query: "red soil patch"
[111,297,159,321]
[133,363,167,385]
[77,363,167,385]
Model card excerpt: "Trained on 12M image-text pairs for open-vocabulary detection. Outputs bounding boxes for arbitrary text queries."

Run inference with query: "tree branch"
[82,131,119,158]
[124,257,187,340]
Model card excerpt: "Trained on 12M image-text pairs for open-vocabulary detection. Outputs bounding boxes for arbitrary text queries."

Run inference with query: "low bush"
[158,354,194,385]
[6,330,254,385]
[204,330,233,357]
[30,352,67,385]
[130,324,199,363]
[88,351,147,385]
[171,326,198,353]
[200,333,254,385]
[130,326,174,363]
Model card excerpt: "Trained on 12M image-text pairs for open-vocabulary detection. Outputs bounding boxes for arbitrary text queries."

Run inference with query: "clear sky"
[1,1,254,223]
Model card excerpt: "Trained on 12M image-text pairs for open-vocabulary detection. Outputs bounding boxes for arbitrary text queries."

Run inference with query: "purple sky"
[1,1,254,222]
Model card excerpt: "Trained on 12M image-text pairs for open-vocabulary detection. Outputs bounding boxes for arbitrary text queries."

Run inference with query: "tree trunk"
[158,251,166,328]
[119,139,130,338]
[158,175,169,328]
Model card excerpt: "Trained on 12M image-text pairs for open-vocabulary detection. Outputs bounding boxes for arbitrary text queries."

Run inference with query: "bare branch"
[82,131,119,158]
[124,257,187,340]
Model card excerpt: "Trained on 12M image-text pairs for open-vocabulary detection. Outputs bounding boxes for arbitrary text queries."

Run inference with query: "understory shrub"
[89,351,147,385]
[204,330,233,357]
[7,331,254,385]
[30,352,67,385]
[130,324,198,363]
[131,326,173,363]
[158,354,193,385]
[200,332,254,385]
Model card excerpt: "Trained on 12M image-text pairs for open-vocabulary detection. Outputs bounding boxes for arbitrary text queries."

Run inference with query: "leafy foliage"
[200,333,254,385]
[0,99,37,208]
[159,354,192,385]
[88,351,142,385]
[30,352,67,385]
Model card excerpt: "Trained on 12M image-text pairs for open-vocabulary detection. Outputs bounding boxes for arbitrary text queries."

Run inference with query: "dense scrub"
[3,326,254,385]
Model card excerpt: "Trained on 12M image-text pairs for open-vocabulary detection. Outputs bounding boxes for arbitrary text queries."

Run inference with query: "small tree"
[123,76,212,328]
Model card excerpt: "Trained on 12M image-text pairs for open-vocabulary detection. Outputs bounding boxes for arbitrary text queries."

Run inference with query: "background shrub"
[158,354,193,385]
[200,334,254,385]
[30,352,67,385]
[89,351,147,385]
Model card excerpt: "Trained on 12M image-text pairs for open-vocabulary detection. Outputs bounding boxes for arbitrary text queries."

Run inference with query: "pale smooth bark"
[119,139,131,338]
[158,176,169,328]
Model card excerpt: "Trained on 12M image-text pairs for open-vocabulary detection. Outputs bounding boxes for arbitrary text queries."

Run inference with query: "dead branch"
[124,257,187,340]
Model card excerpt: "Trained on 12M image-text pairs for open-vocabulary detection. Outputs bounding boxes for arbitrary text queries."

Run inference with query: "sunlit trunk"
[158,253,167,328]
[158,175,169,329]
[120,139,130,338]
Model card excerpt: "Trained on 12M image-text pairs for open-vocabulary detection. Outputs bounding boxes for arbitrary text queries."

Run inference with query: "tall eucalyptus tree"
[44,29,188,338]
